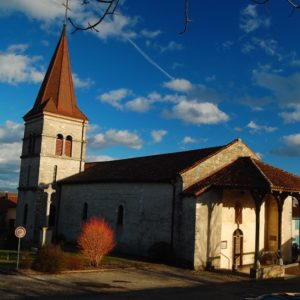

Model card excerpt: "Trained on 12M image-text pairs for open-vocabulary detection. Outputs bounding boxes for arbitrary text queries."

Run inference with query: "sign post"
[15,226,26,270]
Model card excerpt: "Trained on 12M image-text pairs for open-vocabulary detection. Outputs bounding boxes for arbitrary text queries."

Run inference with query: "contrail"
[127,38,174,81]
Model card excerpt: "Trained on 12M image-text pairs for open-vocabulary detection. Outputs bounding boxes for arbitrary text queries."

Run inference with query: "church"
[16,25,300,273]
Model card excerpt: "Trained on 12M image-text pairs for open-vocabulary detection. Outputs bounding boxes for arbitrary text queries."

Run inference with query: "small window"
[53,165,58,183]
[55,134,63,156]
[82,202,88,222]
[23,204,28,226]
[235,202,242,225]
[117,205,124,226]
[65,135,72,157]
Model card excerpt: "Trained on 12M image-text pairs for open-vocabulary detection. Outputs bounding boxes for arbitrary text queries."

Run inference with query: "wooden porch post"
[272,191,289,263]
[251,190,266,269]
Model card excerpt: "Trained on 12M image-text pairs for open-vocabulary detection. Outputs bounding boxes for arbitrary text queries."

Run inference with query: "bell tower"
[16,25,88,242]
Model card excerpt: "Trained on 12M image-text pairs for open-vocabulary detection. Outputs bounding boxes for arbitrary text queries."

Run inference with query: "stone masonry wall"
[58,182,174,256]
[16,113,87,241]
[181,139,258,190]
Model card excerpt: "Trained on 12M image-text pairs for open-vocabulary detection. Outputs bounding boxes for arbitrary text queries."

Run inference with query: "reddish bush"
[19,251,33,269]
[78,217,116,267]
[64,255,84,270]
[33,245,65,273]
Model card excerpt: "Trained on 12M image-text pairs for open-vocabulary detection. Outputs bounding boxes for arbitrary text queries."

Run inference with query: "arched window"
[117,205,124,226]
[49,204,56,227]
[23,204,28,226]
[65,135,72,157]
[53,165,58,183]
[233,229,243,267]
[82,202,88,222]
[55,134,63,156]
[235,202,242,225]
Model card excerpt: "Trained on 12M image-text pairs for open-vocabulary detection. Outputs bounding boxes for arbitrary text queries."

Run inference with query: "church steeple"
[24,25,88,121]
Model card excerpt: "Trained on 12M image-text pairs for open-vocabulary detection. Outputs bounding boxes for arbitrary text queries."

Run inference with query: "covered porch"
[185,156,300,278]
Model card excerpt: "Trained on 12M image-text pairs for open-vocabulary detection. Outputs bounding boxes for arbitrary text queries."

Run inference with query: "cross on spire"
[62,0,71,25]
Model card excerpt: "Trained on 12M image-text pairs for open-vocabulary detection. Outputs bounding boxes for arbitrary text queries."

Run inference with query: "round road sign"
[15,226,26,238]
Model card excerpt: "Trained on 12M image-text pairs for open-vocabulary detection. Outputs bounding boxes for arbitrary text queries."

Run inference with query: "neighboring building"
[16,25,300,272]
[292,197,300,246]
[0,192,17,232]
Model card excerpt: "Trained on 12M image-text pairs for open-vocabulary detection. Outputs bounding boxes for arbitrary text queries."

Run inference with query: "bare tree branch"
[179,0,191,34]
[69,0,120,34]
[68,0,300,35]
[252,0,300,9]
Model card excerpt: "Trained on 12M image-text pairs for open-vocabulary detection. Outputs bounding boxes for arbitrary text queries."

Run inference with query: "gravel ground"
[0,263,299,300]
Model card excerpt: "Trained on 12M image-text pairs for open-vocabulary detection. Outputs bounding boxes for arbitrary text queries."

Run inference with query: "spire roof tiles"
[24,25,88,121]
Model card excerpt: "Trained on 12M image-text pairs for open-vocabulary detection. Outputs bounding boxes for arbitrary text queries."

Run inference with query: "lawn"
[0,248,145,273]
[0,250,18,270]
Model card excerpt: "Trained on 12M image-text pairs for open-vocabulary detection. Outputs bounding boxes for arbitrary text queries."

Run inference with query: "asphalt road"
[0,264,299,300]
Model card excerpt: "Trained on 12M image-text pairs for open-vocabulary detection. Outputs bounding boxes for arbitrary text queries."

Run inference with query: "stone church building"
[16,26,300,272]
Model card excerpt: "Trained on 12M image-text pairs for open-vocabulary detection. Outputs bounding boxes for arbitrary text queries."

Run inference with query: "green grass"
[0,250,18,269]
[0,248,144,272]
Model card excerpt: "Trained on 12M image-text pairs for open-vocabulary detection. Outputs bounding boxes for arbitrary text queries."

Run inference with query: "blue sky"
[0,0,300,191]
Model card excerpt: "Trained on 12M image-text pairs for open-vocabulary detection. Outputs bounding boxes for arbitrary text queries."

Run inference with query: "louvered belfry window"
[65,135,72,157]
[55,134,63,156]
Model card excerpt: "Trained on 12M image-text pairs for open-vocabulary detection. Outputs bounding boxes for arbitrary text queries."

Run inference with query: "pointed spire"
[24,26,88,121]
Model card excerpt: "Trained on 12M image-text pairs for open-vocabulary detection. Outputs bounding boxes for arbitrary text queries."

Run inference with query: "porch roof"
[184,157,300,196]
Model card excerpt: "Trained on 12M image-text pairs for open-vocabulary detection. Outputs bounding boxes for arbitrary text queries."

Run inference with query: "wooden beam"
[251,190,267,268]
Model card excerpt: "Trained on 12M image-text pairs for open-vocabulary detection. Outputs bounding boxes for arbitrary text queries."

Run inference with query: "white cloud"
[93,14,138,40]
[247,121,277,133]
[273,133,300,157]
[242,38,282,61]
[280,104,300,123]
[0,44,44,84]
[205,75,216,83]
[0,142,22,164]
[163,78,193,92]
[98,88,131,110]
[90,129,143,149]
[0,0,64,21]
[171,62,184,70]
[7,44,28,53]
[283,134,300,147]
[181,136,198,144]
[222,40,234,50]
[72,73,94,89]
[240,4,270,33]
[0,121,23,190]
[125,97,150,113]
[164,100,229,125]
[86,155,115,162]
[0,121,24,143]
[140,29,162,38]
[0,1,137,40]
[151,130,167,143]
[159,41,183,53]
[0,142,22,191]
[252,68,300,105]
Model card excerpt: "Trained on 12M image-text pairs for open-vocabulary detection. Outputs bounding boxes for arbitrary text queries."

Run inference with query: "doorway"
[233,229,243,267]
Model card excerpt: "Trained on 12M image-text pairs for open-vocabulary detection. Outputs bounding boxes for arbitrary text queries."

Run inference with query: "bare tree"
[67,0,300,35]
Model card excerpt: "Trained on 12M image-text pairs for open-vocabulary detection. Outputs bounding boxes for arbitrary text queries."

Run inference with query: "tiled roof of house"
[184,157,300,196]
[24,25,88,121]
[0,193,17,211]
[60,144,227,184]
